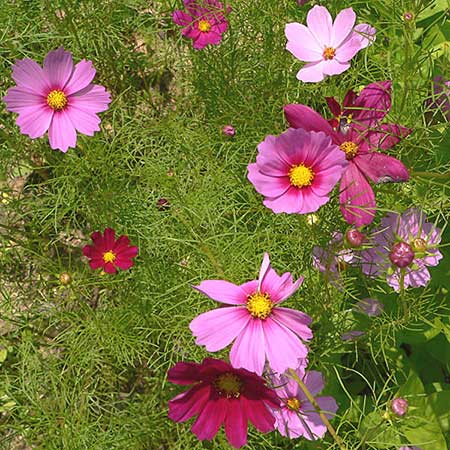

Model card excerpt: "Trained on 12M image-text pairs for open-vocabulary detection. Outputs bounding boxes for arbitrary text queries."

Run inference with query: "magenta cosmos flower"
[3,47,111,152]
[82,228,138,274]
[361,208,442,291]
[271,366,338,439]
[248,128,348,214]
[284,88,411,226]
[168,358,279,449]
[190,253,312,375]
[173,0,231,50]
[285,6,375,82]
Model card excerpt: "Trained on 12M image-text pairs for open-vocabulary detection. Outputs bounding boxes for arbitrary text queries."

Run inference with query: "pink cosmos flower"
[285,6,376,82]
[168,358,279,449]
[270,366,338,439]
[3,47,111,152]
[173,0,231,50]
[284,93,411,226]
[190,253,312,375]
[361,208,443,291]
[247,128,348,214]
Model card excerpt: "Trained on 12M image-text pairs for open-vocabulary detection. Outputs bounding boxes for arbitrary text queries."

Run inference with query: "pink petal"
[352,81,391,126]
[284,104,335,136]
[258,253,272,291]
[114,257,134,270]
[168,384,210,422]
[103,262,117,274]
[297,61,326,83]
[311,166,345,197]
[173,10,194,26]
[296,187,330,213]
[260,269,291,300]
[247,163,290,198]
[300,397,338,439]
[355,152,409,184]
[43,47,74,90]
[189,307,250,352]
[272,307,312,341]
[15,105,53,139]
[339,163,376,226]
[11,58,51,96]
[263,187,303,214]
[193,280,247,305]
[353,23,377,49]
[302,370,324,396]
[191,398,227,441]
[48,110,77,152]
[365,124,412,150]
[331,8,356,48]
[224,398,248,448]
[3,87,45,113]
[243,397,276,433]
[69,84,111,113]
[276,276,305,302]
[103,228,116,248]
[306,6,332,45]
[64,60,96,96]
[239,280,259,296]
[262,318,309,374]
[89,258,104,270]
[230,319,266,375]
[285,23,323,62]
[322,58,351,76]
[65,105,101,136]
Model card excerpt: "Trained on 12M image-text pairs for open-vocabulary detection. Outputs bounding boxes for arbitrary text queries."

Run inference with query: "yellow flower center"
[289,164,315,188]
[340,141,359,159]
[323,47,336,60]
[102,251,116,263]
[198,20,211,32]
[214,372,242,398]
[286,397,301,411]
[412,238,427,252]
[247,292,273,320]
[46,90,68,110]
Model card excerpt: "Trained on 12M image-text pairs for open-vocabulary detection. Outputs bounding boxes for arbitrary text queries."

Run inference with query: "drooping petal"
[43,47,74,89]
[168,384,210,422]
[306,6,332,46]
[48,110,77,152]
[172,9,194,26]
[11,58,51,95]
[285,23,323,62]
[193,280,248,305]
[296,61,326,83]
[224,398,248,448]
[3,87,45,113]
[64,59,96,95]
[355,152,409,184]
[331,8,356,48]
[325,96,342,117]
[168,361,203,384]
[190,307,250,352]
[15,105,53,139]
[272,307,313,341]
[284,104,335,136]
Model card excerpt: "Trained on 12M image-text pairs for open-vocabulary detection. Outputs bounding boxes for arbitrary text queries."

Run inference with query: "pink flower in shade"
[312,232,357,289]
[172,0,231,50]
[284,99,411,226]
[247,128,348,215]
[285,6,376,83]
[354,298,384,317]
[190,253,313,375]
[270,366,338,439]
[82,228,138,274]
[3,47,111,153]
[361,208,443,291]
[425,75,450,121]
[168,358,280,449]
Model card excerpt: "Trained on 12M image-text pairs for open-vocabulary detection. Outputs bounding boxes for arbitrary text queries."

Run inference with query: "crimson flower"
[82,228,138,274]
[168,358,279,448]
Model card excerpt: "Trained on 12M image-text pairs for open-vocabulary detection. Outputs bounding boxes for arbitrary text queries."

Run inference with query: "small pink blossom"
[248,128,348,215]
[222,124,235,136]
[173,0,231,50]
[391,397,409,416]
[190,253,312,375]
[270,366,338,439]
[285,6,376,82]
[3,47,111,152]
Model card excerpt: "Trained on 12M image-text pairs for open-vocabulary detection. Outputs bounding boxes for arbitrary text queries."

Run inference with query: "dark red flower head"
[168,357,280,448]
[82,228,138,274]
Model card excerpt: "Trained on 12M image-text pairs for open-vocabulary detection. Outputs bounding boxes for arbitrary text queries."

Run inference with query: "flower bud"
[346,229,365,247]
[389,242,414,268]
[156,198,170,211]
[59,272,72,285]
[222,125,235,137]
[391,397,408,416]
[403,11,414,21]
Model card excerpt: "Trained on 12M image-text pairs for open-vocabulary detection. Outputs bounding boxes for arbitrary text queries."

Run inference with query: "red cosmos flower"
[168,358,280,449]
[82,228,138,274]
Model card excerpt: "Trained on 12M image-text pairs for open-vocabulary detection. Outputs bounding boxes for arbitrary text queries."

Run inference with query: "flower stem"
[288,368,347,450]
[399,270,408,316]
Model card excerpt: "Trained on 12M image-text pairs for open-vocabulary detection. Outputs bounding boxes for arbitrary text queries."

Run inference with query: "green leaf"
[428,391,450,433]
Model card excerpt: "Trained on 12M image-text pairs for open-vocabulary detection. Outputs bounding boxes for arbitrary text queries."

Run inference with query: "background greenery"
[0,0,449,448]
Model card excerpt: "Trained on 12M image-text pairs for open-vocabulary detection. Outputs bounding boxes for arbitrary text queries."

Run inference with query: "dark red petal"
[103,262,117,274]
[342,89,358,108]
[325,97,342,118]
[103,228,116,249]
[89,258,104,270]
[191,397,227,441]
[168,384,211,422]
[242,397,276,433]
[114,257,134,271]
[112,235,131,251]
[224,398,248,448]
[82,245,92,257]
[168,361,204,385]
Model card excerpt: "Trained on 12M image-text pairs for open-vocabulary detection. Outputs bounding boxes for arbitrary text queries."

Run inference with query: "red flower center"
[47,90,68,110]
[103,250,116,263]
[323,47,336,60]
[214,372,242,398]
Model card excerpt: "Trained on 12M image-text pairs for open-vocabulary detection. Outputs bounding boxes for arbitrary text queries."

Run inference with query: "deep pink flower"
[270,366,338,439]
[3,47,111,152]
[190,253,312,375]
[361,208,443,291]
[247,128,348,214]
[284,96,411,226]
[173,0,231,50]
[285,6,375,82]
[82,228,138,274]
[168,358,279,449]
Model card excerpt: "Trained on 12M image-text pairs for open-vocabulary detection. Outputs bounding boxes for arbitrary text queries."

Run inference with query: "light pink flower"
[361,208,443,291]
[190,253,312,375]
[248,128,348,214]
[3,47,111,152]
[285,6,376,82]
[270,366,338,439]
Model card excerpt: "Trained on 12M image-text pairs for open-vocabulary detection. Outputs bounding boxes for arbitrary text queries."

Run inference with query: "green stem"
[288,369,347,450]
[399,270,408,316]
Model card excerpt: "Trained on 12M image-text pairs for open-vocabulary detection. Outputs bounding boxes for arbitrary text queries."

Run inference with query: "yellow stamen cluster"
[247,292,273,320]
[102,251,116,263]
[412,237,427,252]
[198,20,211,32]
[323,47,336,60]
[286,397,301,411]
[340,141,359,159]
[214,372,242,398]
[289,164,315,188]
[46,90,68,110]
